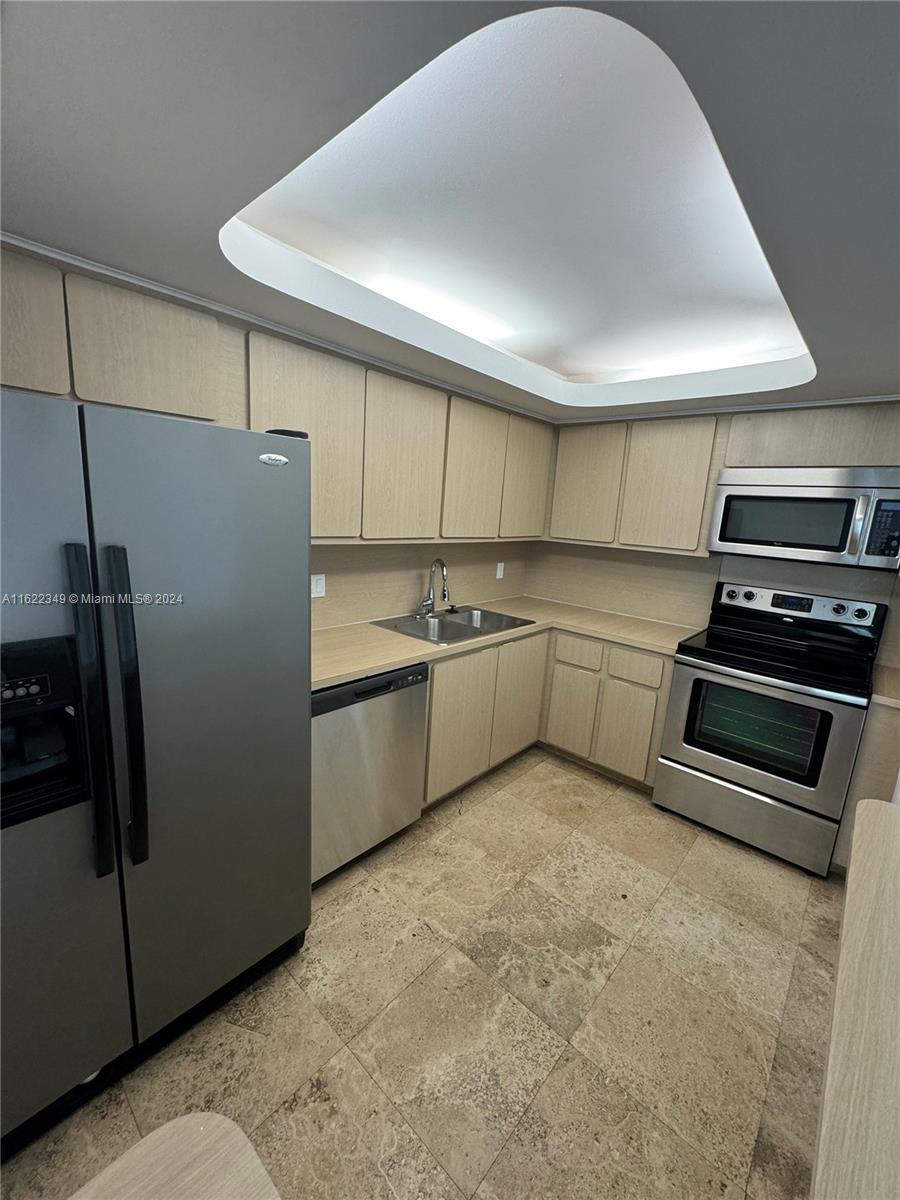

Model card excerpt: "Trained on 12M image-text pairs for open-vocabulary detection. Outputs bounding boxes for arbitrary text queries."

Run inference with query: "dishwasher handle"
[312,663,429,718]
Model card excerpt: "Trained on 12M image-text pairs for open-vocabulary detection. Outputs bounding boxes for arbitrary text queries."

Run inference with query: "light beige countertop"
[312,595,695,690]
[812,798,900,1200]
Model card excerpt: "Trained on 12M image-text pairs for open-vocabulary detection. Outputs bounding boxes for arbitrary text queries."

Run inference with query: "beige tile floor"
[2,749,842,1200]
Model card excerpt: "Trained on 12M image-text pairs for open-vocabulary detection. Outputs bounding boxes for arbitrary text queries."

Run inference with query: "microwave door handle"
[847,494,870,557]
[105,546,150,865]
[63,543,117,878]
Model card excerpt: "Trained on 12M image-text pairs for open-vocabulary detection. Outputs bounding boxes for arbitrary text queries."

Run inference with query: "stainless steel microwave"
[708,468,900,569]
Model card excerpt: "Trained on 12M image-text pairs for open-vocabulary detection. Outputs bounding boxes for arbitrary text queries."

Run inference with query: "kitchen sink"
[373,607,534,645]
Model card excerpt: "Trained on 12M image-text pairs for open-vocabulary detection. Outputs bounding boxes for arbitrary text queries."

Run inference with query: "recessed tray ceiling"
[220,6,815,408]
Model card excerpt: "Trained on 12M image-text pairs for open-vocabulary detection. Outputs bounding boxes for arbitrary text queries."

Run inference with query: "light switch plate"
[496,562,505,580]
[310,574,326,598]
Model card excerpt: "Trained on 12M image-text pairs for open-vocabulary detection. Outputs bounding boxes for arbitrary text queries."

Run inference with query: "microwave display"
[720,496,856,552]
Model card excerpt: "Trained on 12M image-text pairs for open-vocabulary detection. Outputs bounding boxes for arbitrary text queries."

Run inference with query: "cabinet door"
[442,396,509,537]
[592,678,657,781]
[250,333,365,536]
[363,372,448,539]
[427,648,499,802]
[726,401,900,468]
[1,251,70,394]
[544,663,601,759]
[500,415,555,537]
[490,634,549,766]
[618,417,716,551]
[550,423,627,542]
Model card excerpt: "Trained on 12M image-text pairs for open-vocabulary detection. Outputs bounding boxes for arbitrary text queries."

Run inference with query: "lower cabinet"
[592,678,658,781]
[426,647,499,803]
[490,633,549,767]
[545,662,601,759]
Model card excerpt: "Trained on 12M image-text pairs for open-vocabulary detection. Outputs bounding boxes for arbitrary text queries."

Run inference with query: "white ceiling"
[225,7,814,409]
[2,2,897,421]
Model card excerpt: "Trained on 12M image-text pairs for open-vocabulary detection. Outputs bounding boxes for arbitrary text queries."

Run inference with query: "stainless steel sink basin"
[373,607,533,646]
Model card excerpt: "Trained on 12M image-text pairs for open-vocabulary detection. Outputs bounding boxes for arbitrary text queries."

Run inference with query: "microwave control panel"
[865,499,900,559]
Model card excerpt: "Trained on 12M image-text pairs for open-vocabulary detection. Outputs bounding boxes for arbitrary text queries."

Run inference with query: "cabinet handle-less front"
[106,545,149,864]
[63,543,117,878]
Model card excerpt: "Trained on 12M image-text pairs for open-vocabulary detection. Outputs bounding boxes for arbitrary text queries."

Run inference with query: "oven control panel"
[719,583,877,627]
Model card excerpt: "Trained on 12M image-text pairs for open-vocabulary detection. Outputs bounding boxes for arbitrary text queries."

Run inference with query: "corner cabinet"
[490,633,550,766]
[500,415,555,537]
[362,372,448,539]
[441,396,509,537]
[426,647,499,803]
[249,333,365,536]
[550,423,627,542]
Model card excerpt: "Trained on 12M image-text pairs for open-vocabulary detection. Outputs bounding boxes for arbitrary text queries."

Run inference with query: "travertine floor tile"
[457,879,625,1036]
[504,757,616,828]
[0,1085,140,1200]
[351,947,564,1196]
[799,875,844,968]
[674,833,811,941]
[311,860,370,913]
[478,1047,744,1200]
[362,810,445,873]
[253,1047,463,1200]
[528,829,668,939]
[124,965,340,1136]
[286,877,446,1040]
[427,776,501,826]
[572,948,775,1183]
[447,790,571,872]
[484,746,548,790]
[747,1040,825,1200]
[633,883,797,1037]
[582,785,698,876]
[778,947,835,1070]
[374,827,520,941]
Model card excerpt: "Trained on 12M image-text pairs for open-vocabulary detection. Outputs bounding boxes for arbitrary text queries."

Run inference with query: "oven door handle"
[673,653,869,708]
[847,493,870,558]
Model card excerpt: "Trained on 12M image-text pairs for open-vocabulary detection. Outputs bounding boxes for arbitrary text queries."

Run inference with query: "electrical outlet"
[310,574,326,598]
[496,561,505,580]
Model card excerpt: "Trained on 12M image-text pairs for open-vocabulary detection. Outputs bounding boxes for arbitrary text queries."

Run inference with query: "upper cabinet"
[550,423,628,542]
[66,276,227,422]
[1,251,70,394]
[362,372,448,539]
[249,333,365,537]
[500,415,555,538]
[726,402,900,467]
[442,397,509,537]
[618,416,717,551]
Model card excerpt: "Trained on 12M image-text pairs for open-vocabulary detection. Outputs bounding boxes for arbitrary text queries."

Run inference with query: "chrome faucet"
[418,558,451,617]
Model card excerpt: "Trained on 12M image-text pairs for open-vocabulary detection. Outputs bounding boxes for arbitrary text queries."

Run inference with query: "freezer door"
[0,391,133,1136]
[81,405,311,1040]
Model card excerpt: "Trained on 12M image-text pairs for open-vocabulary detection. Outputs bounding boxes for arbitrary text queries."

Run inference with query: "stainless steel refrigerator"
[0,390,311,1136]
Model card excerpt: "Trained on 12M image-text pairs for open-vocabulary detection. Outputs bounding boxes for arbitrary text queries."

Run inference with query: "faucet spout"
[417,558,451,616]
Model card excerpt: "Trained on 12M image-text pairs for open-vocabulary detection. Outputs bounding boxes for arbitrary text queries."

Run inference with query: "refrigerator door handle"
[105,545,150,865]
[63,542,117,878]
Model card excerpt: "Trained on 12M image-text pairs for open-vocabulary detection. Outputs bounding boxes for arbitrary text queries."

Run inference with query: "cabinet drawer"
[555,634,604,672]
[607,647,663,688]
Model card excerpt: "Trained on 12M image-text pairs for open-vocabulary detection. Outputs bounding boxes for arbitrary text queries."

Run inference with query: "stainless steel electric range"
[655,579,887,875]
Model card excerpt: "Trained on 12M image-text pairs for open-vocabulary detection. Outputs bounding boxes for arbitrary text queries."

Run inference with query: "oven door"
[708,486,869,565]
[660,660,866,819]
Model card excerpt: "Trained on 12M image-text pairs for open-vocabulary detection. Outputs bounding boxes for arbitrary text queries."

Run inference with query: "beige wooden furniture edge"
[312,594,694,690]
[69,1112,280,1200]
[811,799,900,1200]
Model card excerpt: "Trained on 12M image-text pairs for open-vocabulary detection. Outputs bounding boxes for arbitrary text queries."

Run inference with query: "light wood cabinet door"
[363,372,448,539]
[544,663,601,759]
[66,276,221,419]
[1,251,70,394]
[618,416,716,551]
[550,423,627,542]
[427,648,499,802]
[500,415,555,537]
[442,396,509,537]
[490,634,549,766]
[727,401,900,467]
[592,678,657,781]
[249,333,365,535]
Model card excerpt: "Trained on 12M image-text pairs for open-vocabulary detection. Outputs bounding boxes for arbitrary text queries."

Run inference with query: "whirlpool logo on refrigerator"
[258,453,289,467]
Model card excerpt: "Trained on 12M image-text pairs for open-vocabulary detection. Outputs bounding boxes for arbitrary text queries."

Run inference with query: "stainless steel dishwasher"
[311,664,429,882]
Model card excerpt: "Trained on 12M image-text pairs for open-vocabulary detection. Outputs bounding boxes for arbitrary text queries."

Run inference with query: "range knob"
[853,607,870,621]
[725,588,739,600]
[832,603,847,615]
[742,590,757,602]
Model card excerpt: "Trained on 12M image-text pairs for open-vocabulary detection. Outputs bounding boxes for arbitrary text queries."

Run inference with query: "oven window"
[721,496,856,552]
[685,680,832,786]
